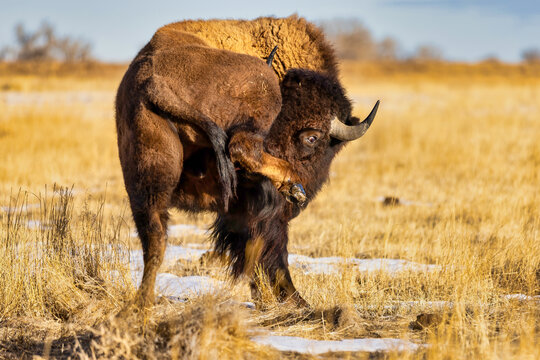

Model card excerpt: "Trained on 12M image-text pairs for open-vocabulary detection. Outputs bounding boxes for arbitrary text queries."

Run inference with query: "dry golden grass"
[0,61,539,359]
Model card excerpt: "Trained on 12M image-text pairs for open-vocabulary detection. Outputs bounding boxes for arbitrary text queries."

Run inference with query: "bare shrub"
[522,48,540,64]
[377,37,401,62]
[321,18,399,61]
[412,44,444,62]
[1,21,93,62]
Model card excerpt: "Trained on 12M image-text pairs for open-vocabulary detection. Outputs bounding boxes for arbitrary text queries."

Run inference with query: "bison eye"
[299,130,323,149]
[306,135,318,145]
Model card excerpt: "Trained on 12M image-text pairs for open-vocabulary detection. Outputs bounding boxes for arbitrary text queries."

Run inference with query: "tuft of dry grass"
[0,61,539,359]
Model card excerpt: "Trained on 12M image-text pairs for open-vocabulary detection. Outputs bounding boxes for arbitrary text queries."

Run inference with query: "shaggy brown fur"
[116,16,374,308]
[164,15,338,80]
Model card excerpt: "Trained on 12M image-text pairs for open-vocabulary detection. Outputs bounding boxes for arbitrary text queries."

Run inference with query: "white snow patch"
[288,254,440,275]
[126,270,222,300]
[288,255,341,274]
[27,220,42,229]
[154,274,223,300]
[503,294,540,301]
[1,204,40,213]
[123,244,439,279]
[252,335,421,354]
[27,220,51,230]
[120,245,221,300]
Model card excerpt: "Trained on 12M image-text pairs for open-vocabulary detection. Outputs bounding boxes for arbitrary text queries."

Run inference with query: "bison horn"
[329,100,380,141]
[266,45,278,67]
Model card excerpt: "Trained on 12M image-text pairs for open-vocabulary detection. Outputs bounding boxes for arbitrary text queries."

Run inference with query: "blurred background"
[1,0,539,64]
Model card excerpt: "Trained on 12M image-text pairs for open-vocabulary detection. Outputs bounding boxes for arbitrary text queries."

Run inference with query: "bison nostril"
[288,183,306,205]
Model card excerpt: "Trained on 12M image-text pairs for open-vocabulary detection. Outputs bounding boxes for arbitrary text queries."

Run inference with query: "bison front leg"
[249,250,309,308]
[228,131,306,204]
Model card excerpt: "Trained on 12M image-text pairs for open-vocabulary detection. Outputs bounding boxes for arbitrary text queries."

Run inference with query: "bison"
[116,15,378,308]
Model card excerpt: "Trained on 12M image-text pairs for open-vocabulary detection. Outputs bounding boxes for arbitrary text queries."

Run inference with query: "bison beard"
[211,174,307,305]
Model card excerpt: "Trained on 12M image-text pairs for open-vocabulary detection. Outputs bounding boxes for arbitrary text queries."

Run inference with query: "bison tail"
[144,75,237,211]
[206,125,237,211]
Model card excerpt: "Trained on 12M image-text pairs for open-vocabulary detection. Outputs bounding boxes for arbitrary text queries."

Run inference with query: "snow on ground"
[154,274,223,301]
[1,91,113,106]
[288,254,441,274]
[503,294,540,301]
[1,203,40,213]
[125,243,443,275]
[251,335,421,354]
[126,242,441,276]
[26,220,43,229]
[119,268,224,301]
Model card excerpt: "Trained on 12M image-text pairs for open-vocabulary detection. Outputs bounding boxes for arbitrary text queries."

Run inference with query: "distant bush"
[319,18,402,61]
[0,21,93,62]
[521,48,540,64]
[411,44,444,62]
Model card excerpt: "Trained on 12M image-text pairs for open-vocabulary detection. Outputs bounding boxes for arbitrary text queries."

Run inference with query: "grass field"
[0,61,539,359]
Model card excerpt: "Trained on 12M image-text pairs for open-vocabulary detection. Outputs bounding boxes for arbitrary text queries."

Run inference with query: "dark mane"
[211,174,286,277]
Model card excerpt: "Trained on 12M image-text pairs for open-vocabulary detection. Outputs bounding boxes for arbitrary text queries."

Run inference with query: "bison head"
[265,68,379,211]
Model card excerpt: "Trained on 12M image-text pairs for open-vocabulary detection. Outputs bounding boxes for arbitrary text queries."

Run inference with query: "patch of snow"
[1,204,40,213]
[288,254,341,274]
[124,244,439,278]
[122,246,221,300]
[288,254,440,275]
[1,91,113,106]
[27,220,41,229]
[503,294,540,301]
[26,220,47,230]
[154,274,223,299]
[252,335,421,354]
[126,270,222,300]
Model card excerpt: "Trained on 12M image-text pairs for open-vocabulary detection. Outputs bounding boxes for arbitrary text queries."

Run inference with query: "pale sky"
[1,0,539,62]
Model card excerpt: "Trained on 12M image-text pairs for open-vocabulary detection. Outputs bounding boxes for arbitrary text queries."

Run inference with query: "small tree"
[412,44,443,62]
[1,21,93,62]
[522,48,540,64]
[320,19,377,61]
[377,37,400,62]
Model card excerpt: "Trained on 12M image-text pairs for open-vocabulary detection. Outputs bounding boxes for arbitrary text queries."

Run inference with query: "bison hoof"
[284,183,306,205]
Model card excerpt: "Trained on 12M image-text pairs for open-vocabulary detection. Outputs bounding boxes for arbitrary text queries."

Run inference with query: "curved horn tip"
[365,100,380,125]
[329,100,380,141]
